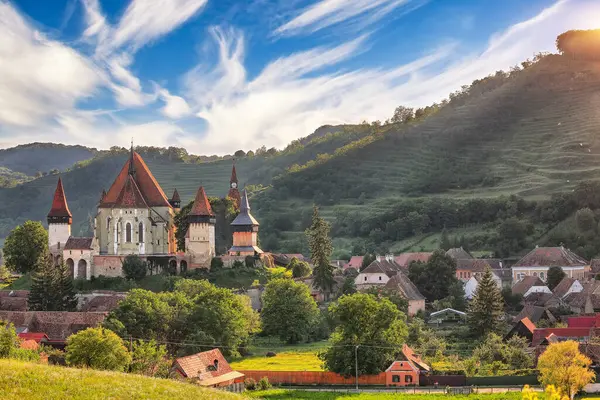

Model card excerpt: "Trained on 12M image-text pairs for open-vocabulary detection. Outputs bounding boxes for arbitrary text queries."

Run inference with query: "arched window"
[126,223,132,242]
[138,222,144,243]
[107,217,111,232]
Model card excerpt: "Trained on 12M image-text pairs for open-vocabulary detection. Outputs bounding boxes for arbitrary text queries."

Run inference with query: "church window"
[126,223,132,242]
[139,222,144,243]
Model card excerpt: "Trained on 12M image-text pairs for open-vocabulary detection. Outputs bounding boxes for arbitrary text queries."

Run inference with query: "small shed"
[428,308,467,325]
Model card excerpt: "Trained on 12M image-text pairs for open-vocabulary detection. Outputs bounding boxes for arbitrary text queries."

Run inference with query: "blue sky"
[1,0,600,154]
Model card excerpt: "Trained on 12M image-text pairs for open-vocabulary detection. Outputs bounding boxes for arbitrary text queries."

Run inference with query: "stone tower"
[228,189,262,256]
[227,162,241,209]
[185,186,216,268]
[47,177,72,256]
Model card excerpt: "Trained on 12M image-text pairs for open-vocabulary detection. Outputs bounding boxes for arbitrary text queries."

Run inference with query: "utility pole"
[355,345,359,391]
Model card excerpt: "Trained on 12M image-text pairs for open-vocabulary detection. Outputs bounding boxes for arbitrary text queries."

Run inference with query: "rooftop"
[513,246,588,268]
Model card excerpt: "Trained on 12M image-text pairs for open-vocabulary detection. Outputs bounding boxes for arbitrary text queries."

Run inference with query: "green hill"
[0,143,96,176]
[0,359,243,400]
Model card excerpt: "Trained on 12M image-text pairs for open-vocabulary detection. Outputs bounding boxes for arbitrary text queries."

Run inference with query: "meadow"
[247,390,524,400]
[230,339,327,372]
[0,359,243,400]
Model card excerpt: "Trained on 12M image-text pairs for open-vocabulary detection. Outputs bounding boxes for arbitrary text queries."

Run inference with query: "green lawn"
[230,339,328,371]
[0,359,243,400]
[247,390,523,400]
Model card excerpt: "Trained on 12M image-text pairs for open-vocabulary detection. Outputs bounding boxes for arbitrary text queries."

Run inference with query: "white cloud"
[274,0,415,36]
[184,0,600,154]
[93,0,207,55]
[158,88,192,119]
[0,1,100,127]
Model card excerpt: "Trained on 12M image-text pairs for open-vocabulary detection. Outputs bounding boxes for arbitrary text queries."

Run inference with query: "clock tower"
[227,161,241,209]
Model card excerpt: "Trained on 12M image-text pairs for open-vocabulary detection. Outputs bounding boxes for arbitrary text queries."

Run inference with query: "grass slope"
[230,340,327,372]
[0,143,96,175]
[0,359,244,400]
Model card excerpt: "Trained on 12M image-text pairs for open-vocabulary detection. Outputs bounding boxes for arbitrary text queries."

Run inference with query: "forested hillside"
[5,30,600,260]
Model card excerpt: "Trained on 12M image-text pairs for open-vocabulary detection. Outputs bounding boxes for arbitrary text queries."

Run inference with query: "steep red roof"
[114,174,148,208]
[230,164,238,184]
[190,186,214,217]
[513,246,588,268]
[47,178,72,220]
[173,349,233,380]
[520,317,536,334]
[101,151,171,208]
[171,188,181,202]
[344,256,364,270]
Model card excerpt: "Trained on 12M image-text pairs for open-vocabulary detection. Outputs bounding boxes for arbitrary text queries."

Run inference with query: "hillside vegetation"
[0,143,96,176]
[0,359,243,400]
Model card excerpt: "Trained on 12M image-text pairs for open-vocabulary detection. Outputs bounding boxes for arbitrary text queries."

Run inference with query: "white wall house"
[464,274,503,299]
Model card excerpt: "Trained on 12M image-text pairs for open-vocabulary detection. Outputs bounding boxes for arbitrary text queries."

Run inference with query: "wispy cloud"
[274,0,419,37]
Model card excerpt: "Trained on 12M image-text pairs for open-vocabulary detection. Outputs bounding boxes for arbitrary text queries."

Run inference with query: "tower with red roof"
[47,177,72,255]
[185,186,216,268]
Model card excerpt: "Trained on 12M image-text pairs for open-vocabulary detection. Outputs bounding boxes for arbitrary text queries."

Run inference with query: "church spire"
[228,160,241,209]
[47,177,72,224]
[230,160,238,185]
[128,139,136,177]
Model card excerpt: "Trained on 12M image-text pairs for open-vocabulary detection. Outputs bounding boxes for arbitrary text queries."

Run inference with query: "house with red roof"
[394,253,433,269]
[511,246,589,283]
[505,318,536,342]
[344,256,364,271]
[385,344,430,387]
[46,148,255,277]
[171,349,245,392]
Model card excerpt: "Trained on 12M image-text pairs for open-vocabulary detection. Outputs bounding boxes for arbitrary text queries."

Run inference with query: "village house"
[464,273,503,299]
[505,317,536,342]
[355,256,425,316]
[171,349,245,392]
[561,281,600,314]
[544,277,584,309]
[385,344,430,387]
[446,247,473,261]
[394,252,433,270]
[343,255,364,272]
[511,246,589,282]
[511,276,551,297]
[514,304,556,325]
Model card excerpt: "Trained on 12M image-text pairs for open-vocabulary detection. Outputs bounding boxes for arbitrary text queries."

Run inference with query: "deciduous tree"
[538,341,594,399]
[261,278,319,344]
[0,321,19,358]
[320,293,408,376]
[122,254,147,281]
[4,220,48,274]
[547,266,566,291]
[129,339,169,377]
[408,250,458,301]
[467,268,505,336]
[65,327,131,371]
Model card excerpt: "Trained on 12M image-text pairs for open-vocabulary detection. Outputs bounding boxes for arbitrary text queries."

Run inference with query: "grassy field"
[247,390,524,400]
[0,359,243,400]
[230,339,327,371]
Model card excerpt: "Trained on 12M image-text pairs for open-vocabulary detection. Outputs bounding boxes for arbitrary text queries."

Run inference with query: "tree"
[261,279,319,344]
[407,318,447,362]
[408,250,458,301]
[360,254,376,271]
[365,287,408,314]
[122,255,147,280]
[538,341,595,399]
[305,206,334,294]
[547,266,567,291]
[575,208,596,233]
[65,327,131,371]
[390,106,414,124]
[4,220,48,274]
[338,276,357,296]
[472,333,532,373]
[130,339,169,377]
[0,321,19,358]
[289,258,311,278]
[28,249,76,312]
[320,293,408,376]
[234,150,246,158]
[467,268,505,336]
[439,228,451,250]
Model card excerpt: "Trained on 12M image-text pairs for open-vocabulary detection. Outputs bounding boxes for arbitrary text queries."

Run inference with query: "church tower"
[47,177,72,255]
[185,186,216,268]
[170,189,181,213]
[228,189,262,256]
[227,162,241,209]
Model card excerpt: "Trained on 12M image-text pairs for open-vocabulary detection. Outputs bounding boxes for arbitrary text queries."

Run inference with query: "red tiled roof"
[64,237,93,250]
[190,186,214,217]
[513,246,588,268]
[230,164,238,183]
[113,174,149,208]
[171,188,181,202]
[395,252,433,267]
[512,276,547,296]
[0,311,107,341]
[173,349,232,381]
[531,327,592,347]
[520,317,536,334]
[567,315,600,328]
[47,178,72,220]
[344,256,364,270]
[102,151,171,208]
[402,344,430,371]
[18,333,49,343]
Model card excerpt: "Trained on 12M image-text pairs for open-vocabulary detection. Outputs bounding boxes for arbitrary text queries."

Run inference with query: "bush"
[258,377,272,391]
[9,347,40,362]
[266,351,276,358]
[122,255,147,281]
[244,378,257,390]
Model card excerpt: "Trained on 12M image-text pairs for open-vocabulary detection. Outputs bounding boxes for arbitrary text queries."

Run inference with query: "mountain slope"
[0,143,96,175]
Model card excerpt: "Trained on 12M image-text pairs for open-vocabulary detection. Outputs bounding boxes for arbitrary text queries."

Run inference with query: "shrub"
[9,347,40,362]
[0,321,19,358]
[258,377,272,391]
[244,378,257,390]
[65,327,131,371]
[266,351,276,358]
[122,255,147,281]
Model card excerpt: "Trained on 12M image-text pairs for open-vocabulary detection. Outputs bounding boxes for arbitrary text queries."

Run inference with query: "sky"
[1,0,600,155]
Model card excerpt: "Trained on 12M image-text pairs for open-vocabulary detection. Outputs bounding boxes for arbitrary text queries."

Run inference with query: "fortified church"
[46,147,262,280]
